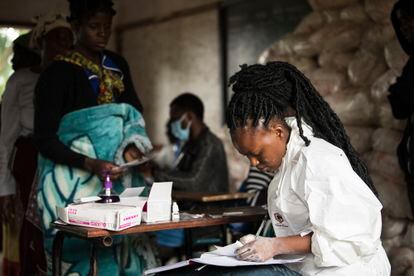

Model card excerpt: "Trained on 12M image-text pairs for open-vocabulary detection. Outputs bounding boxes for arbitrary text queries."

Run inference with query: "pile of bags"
[259,0,413,273]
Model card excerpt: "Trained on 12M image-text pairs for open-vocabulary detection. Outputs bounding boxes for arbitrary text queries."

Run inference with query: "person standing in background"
[33,0,156,274]
[0,13,73,275]
[0,31,41,276]
[9,32,41,72]
[388,0,414,216]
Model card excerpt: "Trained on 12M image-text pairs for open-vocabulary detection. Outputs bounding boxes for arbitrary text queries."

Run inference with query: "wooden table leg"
[184,229,192,258]
[220,225,227,245]
[88,236,111,275]
[53,233,110,276]
[88,242,98,276]
[52,231,65,276]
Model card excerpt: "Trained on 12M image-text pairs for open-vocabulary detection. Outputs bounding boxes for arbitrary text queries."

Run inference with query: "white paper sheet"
[119,157,150,169]
[119,187,145,197]
[209,241,243,257]
[195,252,304,267]
[144,260,191,275]
[143,241,305,275]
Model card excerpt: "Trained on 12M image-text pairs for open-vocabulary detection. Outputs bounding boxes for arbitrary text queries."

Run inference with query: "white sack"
[340,4,369,23]
[348,49,388,86]
[402,222,414,250]
[372,127,402,155]
[369,172,411,219]
[324,93,375,126]
[382,235,403,255]
[389,247,414,275]
[378,103,407,131]
[318,50,353,71]
[345,126,375,154]
[371,70,398,103]
[381,214,407,239]
[307,68,348,96]
[309,0,359,11]
[365,0,398,24]
[385,39,409,74]
[310,21,363,53]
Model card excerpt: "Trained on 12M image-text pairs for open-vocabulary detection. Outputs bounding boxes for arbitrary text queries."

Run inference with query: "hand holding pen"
[239,212,269,242]
[235,213,276,262]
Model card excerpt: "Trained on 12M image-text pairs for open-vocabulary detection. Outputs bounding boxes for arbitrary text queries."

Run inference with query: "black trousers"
[157,264,300,276]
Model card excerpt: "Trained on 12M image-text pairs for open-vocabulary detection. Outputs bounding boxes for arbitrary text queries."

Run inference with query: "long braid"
[226,61,376,194]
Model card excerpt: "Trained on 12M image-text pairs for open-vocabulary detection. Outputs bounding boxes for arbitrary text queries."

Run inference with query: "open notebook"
[144,241,304,275]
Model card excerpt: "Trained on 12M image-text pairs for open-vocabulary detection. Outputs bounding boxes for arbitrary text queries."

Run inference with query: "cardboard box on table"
[142,181,172,223]
[56,182,173,231]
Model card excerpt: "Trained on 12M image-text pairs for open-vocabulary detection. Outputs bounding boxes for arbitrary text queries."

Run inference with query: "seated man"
[150,93,229,193]
[145,93,229,259]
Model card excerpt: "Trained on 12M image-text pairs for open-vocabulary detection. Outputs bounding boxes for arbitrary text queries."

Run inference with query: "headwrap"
[13,32,32,49]
[30,12,72,50]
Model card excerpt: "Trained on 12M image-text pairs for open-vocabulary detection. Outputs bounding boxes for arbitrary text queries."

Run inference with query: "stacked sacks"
[259,0,414,274]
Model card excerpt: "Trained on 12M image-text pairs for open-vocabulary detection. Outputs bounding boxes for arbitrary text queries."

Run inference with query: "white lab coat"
[268,118,390,276]
[0,69,39,196]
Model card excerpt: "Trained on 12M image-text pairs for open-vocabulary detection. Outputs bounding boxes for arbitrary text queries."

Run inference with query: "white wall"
[117,0,218,25]
[0,0,119,49]
[0,0,68,23]
[118,0,222,145]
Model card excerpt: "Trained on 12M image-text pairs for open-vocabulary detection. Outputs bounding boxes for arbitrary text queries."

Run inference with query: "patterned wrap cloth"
[36,103,157,275]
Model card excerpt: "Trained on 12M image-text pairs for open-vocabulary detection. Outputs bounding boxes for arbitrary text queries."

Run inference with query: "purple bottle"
[97,174,120,203]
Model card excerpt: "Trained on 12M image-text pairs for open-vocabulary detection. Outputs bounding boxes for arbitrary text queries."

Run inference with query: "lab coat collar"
[271,117,314,196]
[282,117,314,168]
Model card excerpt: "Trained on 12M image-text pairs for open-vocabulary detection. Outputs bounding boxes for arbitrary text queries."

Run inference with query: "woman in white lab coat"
[226,62,391,275]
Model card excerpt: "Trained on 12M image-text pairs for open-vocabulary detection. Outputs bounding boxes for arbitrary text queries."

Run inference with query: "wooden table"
[172,191,254,203]
[51,206,266,276]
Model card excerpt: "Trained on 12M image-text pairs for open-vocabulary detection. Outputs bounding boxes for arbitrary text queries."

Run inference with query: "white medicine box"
[142,182,173,223]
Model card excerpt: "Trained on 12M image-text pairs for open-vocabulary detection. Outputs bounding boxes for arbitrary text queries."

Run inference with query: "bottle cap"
[172,201,179,212]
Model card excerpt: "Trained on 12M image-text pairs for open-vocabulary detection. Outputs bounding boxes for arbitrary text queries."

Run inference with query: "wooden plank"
[172,191,254,202]
[51,206,266,238]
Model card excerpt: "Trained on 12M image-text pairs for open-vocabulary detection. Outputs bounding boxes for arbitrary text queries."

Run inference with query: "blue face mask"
[170,114,192,141]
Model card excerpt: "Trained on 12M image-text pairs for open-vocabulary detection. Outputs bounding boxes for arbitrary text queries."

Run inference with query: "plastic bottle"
[172,201,180,221]
[97,174,120,203]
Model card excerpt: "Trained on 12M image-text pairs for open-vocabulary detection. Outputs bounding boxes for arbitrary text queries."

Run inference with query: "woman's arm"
[34,63,122,179]
[34,63,86,168]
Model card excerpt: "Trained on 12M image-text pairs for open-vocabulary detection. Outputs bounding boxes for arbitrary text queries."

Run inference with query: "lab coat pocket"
[280,188,310,234]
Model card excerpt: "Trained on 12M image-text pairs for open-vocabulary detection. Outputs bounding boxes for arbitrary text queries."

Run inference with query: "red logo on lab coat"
[274,213,284,223]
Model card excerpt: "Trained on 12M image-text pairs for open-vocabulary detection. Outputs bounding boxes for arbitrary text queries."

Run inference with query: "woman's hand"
[236,236,279,262]
[84,157,123,180]
[136,162,153,178]
[123,144,143,162]
[236,234,312,262]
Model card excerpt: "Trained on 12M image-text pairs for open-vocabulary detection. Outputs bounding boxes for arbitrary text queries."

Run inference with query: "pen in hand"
[255,213,269,237]
[238,213,269,246]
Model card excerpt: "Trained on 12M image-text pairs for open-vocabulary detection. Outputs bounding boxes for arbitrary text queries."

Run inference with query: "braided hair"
[67,0,116,22]
[226,61,376,194]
